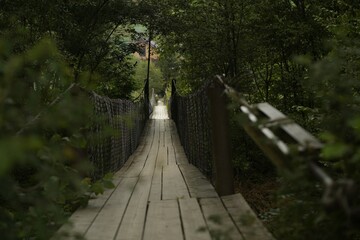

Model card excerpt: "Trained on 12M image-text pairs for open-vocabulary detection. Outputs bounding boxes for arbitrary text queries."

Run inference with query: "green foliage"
[132,57,166,96]
[2,0,360,239]
[86,173,116,196]
[0,0,145,98]
[0,1,154,239]
[230,109,275,180]
[146,0,360,239]
[268,157,358,240]
[267,5,360,239]
[94,36,138,99]
[0,27,118,239]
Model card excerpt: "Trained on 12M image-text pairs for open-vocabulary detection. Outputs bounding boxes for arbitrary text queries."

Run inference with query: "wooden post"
[144,29,152,119]
[145,78,149,119]
[146,30,152,85]
[171,79,177,120]
[207,82,234,196]
[171,79,176,99]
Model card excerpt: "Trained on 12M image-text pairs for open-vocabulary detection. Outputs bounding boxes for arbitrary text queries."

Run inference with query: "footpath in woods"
[58,101,274,240]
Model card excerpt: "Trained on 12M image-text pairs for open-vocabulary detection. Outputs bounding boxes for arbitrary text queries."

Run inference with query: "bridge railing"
[171,80,213,178]
[18,80,150,181]
[170,76,356,218]
[89,90,147,180]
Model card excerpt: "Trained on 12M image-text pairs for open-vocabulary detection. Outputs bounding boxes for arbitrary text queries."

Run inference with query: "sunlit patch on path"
[150,100,169,120]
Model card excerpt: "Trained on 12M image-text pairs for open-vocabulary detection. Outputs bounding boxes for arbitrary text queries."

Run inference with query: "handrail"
[214,75,357,218]
[214,75,322,160]
[171,76,358,220]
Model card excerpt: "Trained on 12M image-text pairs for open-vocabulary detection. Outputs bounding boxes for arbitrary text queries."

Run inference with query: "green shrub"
[0,31,114,240]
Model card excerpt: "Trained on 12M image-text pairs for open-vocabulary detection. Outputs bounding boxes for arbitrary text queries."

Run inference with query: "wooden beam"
[207,83,234,196]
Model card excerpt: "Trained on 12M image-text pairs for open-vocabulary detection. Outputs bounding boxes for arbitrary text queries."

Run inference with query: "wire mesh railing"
[171,80,214,179]
[89,92,147,180]
[17,81,149,181]
[170,76,358,219]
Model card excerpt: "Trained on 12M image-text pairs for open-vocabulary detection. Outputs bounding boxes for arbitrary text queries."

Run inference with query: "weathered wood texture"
[256,102,323,150]
[56,105,274,240]
[222,194,276,240]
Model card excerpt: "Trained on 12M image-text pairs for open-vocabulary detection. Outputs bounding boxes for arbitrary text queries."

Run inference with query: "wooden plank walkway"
[56,102,274,240]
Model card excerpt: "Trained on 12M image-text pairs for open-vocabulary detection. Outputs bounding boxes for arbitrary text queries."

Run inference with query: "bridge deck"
[58,103,274,240]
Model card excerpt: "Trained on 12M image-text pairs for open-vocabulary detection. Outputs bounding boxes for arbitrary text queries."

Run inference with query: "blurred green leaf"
[90,182,104,196]
[322,143,349,160]
[103,180,115,189]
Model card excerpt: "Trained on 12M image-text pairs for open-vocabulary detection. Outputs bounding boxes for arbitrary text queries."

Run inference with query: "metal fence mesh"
[171,81,214,179]
[88,92,147,180]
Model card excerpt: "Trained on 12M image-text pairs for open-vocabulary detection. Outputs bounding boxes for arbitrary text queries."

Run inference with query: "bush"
[0,31,114,240]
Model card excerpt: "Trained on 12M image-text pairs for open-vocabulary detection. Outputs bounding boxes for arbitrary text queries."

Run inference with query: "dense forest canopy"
[1,0,360,239]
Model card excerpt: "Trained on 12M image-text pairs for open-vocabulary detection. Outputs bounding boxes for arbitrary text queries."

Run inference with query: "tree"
[0,1,145,239]
[143,0,360,239]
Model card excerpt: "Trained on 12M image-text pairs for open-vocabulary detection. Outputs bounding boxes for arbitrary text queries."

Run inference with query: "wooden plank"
[61,107,273,240]
[115,175,152,240]
[121,160,146,178]
[169,121,183,153]
[257,103,322,149]
[114,154,137,178]
[115,120,161,240]
[156,145,167,167]
[281,123,323,149]
[55,177,123,238]
[118,121,156,178]
[176,154,189,165]
[117,105,170,239]
[256,103,286,121]
[222,194,275,240]
[164,120,172,146]
[85,177,138,240]
[167,145,177,165]
[179,198,212,240]
[179,164,218,198]
[132,120,153,152]
[200,198,244,240]
[56,121,156,239]
[149,121,166,201]
[143,200,183,240]
[148,161,163,201]
[165,120,177,166]
[174,145,186,156]
[140,121,161,178]
[169,121,188,165]
[160,120,165,147]
[162,165,190,200]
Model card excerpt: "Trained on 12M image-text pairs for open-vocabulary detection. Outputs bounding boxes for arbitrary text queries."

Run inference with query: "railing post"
[207,82,234,196]
[144,78,149,119]
[171,79,177,120]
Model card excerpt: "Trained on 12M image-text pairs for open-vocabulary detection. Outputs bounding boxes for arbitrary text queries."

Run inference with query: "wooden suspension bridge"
[53,77,353,240]
[58,101,273,240]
